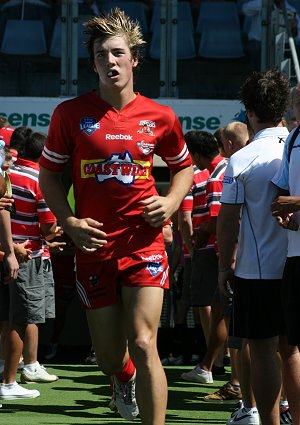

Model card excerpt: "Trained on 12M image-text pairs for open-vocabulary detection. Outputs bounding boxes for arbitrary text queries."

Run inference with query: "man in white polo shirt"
[216,69,290,425]
[271,96,300,425]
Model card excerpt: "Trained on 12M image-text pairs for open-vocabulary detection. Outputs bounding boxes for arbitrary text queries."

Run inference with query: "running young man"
[39,8,193,425]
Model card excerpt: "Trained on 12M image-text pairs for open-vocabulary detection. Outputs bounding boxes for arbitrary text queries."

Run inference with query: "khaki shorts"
[43,258,55,320]
[9,257,46,324]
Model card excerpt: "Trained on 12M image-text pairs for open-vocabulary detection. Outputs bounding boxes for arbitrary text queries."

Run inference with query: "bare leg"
[249,336,281,425]
[229,347,240,386]
[23,323,39,365]
[3,324,25,383]
[86,302,128,375]
[200,300,229,371]
[239,340,256,408]
[279,335,300,425]
[199,305,211,344]
[123,286,167,425]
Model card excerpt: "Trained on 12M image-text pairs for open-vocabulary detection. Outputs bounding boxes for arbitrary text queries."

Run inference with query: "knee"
[98,355,124,376]
[128,334,156,365]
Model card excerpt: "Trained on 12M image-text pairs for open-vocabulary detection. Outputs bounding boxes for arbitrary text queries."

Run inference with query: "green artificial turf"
[0,365,237,424]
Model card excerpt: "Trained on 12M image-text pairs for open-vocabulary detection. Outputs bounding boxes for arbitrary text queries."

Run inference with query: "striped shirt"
[206,155,228,250]
[180,165,210,256]
[9,158,56,258]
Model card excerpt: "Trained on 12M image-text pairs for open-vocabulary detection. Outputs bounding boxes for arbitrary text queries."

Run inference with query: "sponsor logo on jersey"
[106,134,133,140]
[146,262,164,277]
[80,117,100,135]
[81,150,150,185]
[137,140,155,155]
[137,120,156,136]
[223,176,234,184]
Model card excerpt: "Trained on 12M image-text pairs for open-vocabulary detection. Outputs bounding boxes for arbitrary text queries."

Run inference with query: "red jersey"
[179,165,210,256]
[0,126,14,146]
[205,155,228,250]
[10,158,56,257]
[39,92,192,262]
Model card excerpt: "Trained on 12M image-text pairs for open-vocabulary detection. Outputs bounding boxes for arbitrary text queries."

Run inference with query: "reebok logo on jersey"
[81,150,150,185]
[146,262,164,277]
[138,120,156,136]
[223,176,234,184]
[137,141,155,155]
[106,134,133,140]
[80,118,100,135]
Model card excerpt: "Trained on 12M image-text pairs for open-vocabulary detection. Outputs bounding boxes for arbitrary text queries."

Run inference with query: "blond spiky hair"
[83,7,146,61]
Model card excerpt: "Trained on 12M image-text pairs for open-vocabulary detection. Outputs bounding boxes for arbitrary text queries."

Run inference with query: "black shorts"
[232,276,285,339]
[190,248,218,306]
[281,256,300,346]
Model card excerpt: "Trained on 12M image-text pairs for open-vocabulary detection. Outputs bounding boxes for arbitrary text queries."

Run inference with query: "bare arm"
[178,209,193,255]
[271,196,300,215]
[0,209,19,282]
[39,166,107,253]
[216,203,241,296]
[141,165,194,227]
[271,187,300,231]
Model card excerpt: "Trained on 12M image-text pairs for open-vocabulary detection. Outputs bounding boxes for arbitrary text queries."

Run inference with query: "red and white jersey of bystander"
[179,165,210,257]
[9,158,56,258]
[206,155,228,252]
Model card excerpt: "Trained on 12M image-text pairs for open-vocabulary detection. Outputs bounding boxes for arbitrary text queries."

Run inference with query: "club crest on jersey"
[146,261,164,277]
[137,140,155,155]
[137,120,156,136]
[80,117,100,135]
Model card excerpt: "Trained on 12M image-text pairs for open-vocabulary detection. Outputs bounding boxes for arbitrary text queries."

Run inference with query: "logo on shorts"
[80,118,100,135]
[141,254,164,262]
[88,274,99,288]
[146,262,164,277]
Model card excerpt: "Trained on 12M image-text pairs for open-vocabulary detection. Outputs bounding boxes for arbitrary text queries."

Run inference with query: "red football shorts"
[75,250,170,309]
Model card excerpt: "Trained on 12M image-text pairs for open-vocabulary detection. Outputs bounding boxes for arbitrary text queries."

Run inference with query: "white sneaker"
[181,366,213,384]
[167,354,184,366]
[227,407,260,425]
[0,382,40,399]
[21,363,58,383]
[112,372,139,421]
[161,354,184,366]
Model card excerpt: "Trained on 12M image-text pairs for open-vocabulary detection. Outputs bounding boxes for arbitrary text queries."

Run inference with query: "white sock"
[243,406,257,412]
[24,361,39,372]
[2,381,17,388]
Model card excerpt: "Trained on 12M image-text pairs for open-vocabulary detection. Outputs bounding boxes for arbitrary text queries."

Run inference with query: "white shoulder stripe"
[42,150,69,164]
[165,144,188,161]
[43,146,70,160]
[167,147,190,164]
